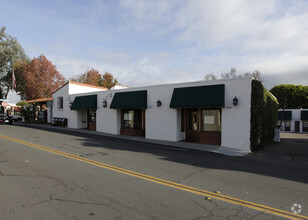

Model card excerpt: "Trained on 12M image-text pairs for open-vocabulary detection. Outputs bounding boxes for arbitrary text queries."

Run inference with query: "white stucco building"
[52,78,256,154]
[278,109,308,133]
[51,81,107,128]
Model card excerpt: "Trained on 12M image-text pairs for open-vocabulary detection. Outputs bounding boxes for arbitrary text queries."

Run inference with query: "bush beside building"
[250,80,279,151]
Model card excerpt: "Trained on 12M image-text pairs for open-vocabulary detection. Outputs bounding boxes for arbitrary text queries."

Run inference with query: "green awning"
[278,111,292,120]
[110,90,147,109]
[301,111,308,120]
[170,84,225,108]
[71,95,97,110]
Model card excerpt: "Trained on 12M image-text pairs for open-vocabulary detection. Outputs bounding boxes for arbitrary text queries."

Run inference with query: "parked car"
[0,114,13,125]
[11,115,25,122]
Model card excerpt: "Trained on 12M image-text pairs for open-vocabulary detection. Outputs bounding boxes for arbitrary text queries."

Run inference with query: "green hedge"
[250,80,278,151]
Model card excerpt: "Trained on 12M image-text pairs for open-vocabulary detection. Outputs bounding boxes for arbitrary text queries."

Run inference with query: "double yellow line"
[0,134,307,220]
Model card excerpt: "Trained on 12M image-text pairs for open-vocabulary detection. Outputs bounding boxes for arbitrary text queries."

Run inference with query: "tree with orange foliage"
[100,72,118,89]
[70,68,101,86]
[85,68,101,86]
[23,54,66,100]
[70,69,118,89]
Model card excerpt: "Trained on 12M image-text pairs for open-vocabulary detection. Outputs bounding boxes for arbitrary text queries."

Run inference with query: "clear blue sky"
[2,0,308,96]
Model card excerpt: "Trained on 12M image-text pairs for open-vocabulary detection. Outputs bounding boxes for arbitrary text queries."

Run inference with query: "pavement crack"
[50,196,110,206]
[0,173,72,189]
[177,169,205,183]
[36,175,70,188]
[32,194,114,209]
[0,174,37,177]
[31,194,53,206]
[0,173,67,184]
[193,201,211,212]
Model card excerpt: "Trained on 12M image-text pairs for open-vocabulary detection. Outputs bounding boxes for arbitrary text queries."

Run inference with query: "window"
[202,109,221,132]
[57,97,63,109]
[121,109,142,129]
[302,121,308,132]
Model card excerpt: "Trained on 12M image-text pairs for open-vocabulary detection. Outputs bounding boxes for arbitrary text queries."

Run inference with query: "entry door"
[87,110,96,131]
[295,121,299,132]
[186,108,199,142]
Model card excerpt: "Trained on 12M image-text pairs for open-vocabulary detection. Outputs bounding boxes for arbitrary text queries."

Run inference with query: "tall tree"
[204,73,217,81]
[23,54,66,100]
[12,60,28,100]
[100,72,118,89]
[84,68,101,86]
[220,67,237,79]
[270,84,308,109]
[0,26,28,99]
[70,68,101,86]
[244,70,263,82]
[70,69,119,89]
[204,68,263,82]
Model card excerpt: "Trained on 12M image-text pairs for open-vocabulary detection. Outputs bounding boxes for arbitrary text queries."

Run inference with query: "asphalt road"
[0,124,307,220]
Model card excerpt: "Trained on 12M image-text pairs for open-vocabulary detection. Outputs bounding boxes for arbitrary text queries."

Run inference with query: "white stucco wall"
[68,83,106,94]
[53,78,253,152]
[145,85,181,141]
[290,109,301,133]
[97,91,120,134]
[143,78,252,150]
[96,85,183,141]
[220,78,251,151]
[52,84,76,128]
[52,82,106,129]
[95,78,252,151]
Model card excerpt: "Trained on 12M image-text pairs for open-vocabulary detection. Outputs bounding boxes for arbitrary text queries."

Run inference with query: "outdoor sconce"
[157,100,162,107]
[102,99,107,108]
[69,102,73,107]
[233,96,238,107]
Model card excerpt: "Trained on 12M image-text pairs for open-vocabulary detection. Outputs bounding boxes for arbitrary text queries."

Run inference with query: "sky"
[1,0,308,102]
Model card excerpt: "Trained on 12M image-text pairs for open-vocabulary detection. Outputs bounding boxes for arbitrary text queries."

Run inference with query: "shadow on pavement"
[12,124,308,184]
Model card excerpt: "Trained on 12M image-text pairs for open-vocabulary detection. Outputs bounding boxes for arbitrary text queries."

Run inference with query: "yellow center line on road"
[0,134,307,220]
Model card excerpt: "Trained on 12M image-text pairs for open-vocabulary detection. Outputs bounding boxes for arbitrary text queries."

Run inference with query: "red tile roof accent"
[52,81,108,95]
[69,81,108,90]
[26,98,53,103]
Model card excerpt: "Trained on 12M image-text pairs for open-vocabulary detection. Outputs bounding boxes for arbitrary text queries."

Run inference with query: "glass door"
[186,108,199,142]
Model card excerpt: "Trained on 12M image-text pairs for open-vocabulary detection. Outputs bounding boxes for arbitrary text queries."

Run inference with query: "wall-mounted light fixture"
[102,99,107,108]
[69,102,73,107]
[157,99,162,107]
[233,96,238,107]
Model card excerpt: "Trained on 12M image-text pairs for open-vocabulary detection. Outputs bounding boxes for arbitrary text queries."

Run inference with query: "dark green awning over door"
[301,111,308,120]
[278,111,292,120]
[110,90,147,109]
[71,95,97,110]
[169,84,225,108]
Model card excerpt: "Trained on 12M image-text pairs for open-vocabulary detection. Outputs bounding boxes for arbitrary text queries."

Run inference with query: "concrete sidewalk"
[13,123,250,157]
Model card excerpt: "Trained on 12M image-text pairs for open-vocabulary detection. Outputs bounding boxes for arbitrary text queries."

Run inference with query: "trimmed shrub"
[250,80,278,151]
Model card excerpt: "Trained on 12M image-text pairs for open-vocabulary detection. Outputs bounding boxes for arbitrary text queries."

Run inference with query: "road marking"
[0,134,307,220]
